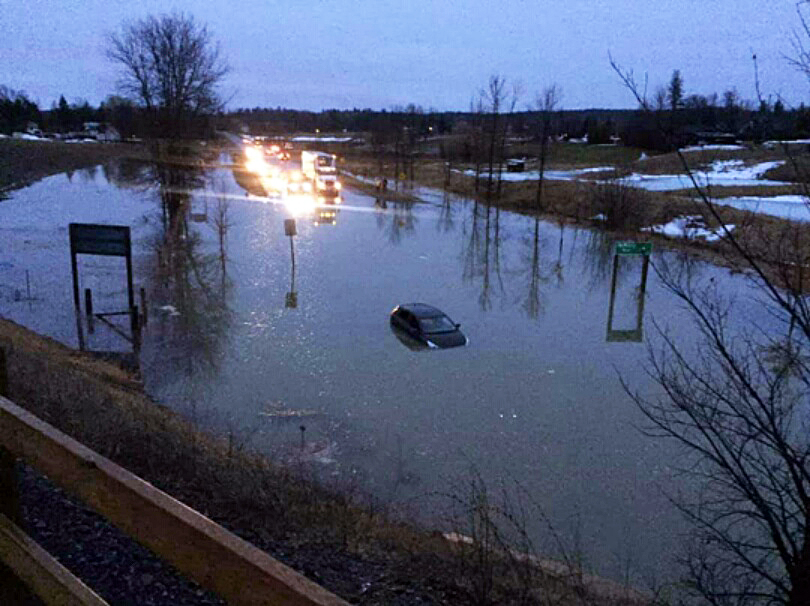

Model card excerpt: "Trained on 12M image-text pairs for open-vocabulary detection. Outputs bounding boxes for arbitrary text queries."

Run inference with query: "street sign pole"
[68,223,137,350]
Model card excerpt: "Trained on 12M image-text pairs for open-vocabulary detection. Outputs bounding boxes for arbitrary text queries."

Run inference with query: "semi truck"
[300,151,341,202]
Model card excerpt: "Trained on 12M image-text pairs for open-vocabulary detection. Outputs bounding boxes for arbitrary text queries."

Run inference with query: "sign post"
[606,242,651,343]
[284,219,298,308]
[615,241,652,256]
[68,223,137,348]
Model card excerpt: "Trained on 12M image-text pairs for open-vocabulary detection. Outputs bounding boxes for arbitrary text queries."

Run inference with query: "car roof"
[398,303,445,318]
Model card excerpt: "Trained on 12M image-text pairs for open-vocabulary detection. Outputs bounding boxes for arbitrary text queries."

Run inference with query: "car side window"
[398,310,414,329]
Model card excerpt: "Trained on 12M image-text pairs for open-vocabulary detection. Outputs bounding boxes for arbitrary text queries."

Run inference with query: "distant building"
[82,122,121,142]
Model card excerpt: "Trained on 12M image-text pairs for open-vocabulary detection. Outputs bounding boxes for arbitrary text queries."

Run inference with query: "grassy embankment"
[0,138,648,604]
[0,138,150,194]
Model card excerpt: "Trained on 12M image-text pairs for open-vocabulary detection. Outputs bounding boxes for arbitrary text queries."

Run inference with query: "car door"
[404,311,421,337]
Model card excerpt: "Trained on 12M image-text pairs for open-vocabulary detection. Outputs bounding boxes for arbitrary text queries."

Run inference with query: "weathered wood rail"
[0,347,350,606]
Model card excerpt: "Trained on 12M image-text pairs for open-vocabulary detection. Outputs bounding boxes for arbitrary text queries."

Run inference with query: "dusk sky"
[3,0,809,112]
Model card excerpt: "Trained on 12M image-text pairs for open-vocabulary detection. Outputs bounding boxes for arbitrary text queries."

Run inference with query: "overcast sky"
[2,0,809,112]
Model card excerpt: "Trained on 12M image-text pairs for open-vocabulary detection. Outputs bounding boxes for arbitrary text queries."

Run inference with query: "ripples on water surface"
[0,157,769,583]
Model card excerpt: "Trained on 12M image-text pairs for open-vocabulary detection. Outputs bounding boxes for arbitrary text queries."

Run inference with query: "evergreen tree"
[667,69,684,112]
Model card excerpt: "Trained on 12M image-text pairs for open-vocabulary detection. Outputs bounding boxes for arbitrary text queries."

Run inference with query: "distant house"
[82,122,121,142]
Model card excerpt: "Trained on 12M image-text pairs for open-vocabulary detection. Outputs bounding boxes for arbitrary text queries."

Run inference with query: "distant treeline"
[226,102,810,151]
[0,87,212,139]
[5,84,810,151]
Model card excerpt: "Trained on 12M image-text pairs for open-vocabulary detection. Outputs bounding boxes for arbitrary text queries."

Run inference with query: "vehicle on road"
[389,303,467,350]
[301,150,341,202]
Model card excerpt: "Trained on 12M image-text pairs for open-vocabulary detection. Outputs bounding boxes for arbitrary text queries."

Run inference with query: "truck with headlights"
[301,150,341,202]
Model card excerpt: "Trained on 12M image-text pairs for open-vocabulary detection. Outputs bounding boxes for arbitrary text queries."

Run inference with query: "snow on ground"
[680,144,746,152]
[642,216,734,242]
[453,160,785,189]
[708,159,783,179]
[714,194,810,222]
[290,136,353,143]
[623,160,787,191]
[12,133,50,141]
[763,139,810,148]
[454,166,615,182]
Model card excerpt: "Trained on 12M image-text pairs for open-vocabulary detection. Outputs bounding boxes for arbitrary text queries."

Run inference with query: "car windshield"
[418,315,456,333]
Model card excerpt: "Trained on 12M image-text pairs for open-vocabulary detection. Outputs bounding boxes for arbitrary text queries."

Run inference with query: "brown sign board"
[68,224,135,340]
[69,224,131,257]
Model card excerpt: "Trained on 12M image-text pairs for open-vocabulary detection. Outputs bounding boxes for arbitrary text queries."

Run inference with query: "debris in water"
[159,304,180,316]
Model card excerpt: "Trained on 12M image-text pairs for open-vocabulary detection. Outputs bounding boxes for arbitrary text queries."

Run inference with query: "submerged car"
[389,303,467,350]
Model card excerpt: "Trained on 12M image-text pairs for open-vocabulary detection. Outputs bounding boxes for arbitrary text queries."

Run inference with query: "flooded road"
[0,156,767,584]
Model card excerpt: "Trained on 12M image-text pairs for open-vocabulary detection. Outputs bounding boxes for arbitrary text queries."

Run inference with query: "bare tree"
[107,13,229,136]
[482,75,508,204]
[534,85,562,212]
[611,55,810,605]
[495,81,523,200]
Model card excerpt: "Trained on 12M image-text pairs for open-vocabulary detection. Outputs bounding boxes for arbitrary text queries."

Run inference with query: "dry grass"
[507,142,648,169]
[631,147,785,176]
[0,139,149,192]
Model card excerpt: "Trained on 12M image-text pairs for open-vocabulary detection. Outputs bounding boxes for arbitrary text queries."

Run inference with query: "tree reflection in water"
[582,228,625,289]
[437,189,458,234]
[377,198,418,245]
[145,148,232,385]
[522,217,551,319]
[462,198,505,311]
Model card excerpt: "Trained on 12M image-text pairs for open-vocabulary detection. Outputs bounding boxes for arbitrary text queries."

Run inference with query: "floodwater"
[0,156,770,584]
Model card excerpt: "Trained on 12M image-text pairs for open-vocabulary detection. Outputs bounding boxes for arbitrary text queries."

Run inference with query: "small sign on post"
[69,223,134,314]
[68,223,137,350]
[615,241,652,256]
[284,219,297,237]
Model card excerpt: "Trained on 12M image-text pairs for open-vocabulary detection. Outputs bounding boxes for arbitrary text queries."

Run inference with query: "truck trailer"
[300,151,341,202]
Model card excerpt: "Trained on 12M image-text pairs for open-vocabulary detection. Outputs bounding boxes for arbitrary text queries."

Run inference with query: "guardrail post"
[85,288,94,334]
[0,347,19,524]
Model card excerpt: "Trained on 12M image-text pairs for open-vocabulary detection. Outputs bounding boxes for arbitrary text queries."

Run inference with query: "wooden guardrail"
[0,350,350,606]
[0,512,108,605]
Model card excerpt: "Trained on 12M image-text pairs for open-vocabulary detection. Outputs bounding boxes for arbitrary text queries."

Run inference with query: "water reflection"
[3,154,745,584]
[523,217,552,319]
[437,190,457,234]
[313,205,339,226]
[605,252,649,343]
[147,159,232,380]
[79,165,98,183]
[379,199,418,244]
[462,200,505,311]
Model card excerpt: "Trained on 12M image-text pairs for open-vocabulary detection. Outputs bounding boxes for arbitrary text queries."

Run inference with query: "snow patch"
[623,160,787,191]
[291,136,353,143]
[680,144,745,152]
[763,139,810,148]
[643,215,734,242]
[12,133,50,141]
[715,195,810,222]
[455,166,614,182]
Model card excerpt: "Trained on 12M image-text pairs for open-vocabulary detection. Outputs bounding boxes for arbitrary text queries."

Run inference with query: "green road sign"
[616,241,652,256]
